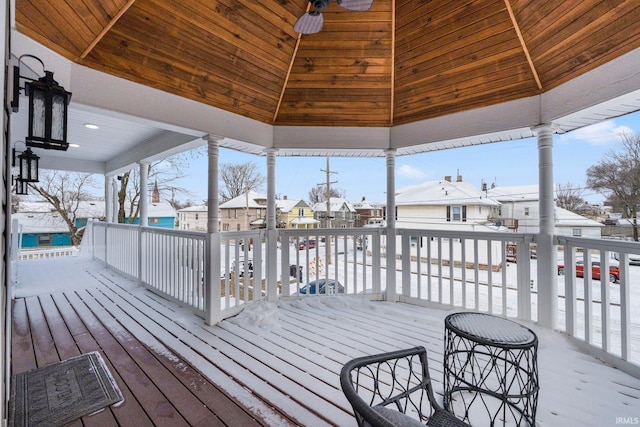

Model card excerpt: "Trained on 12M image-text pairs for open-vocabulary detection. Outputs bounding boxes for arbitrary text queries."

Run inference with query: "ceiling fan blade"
[339,0,373,12]
[294,12,324,34]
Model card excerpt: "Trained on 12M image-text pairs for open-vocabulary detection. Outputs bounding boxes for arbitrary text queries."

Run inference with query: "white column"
[266,148,278,301]
[385,149,397,301]
[533,124,557,329]
[139,161,149,227]
[206,136,221,325]
[105,175,114,223]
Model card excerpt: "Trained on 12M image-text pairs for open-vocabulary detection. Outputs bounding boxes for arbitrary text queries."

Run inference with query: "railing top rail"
[278,227,385,237]
[93,221,138,230]
[557,235,640,254]
[396,228,536,243]
[141,227,207,239]
[221,229,266,239]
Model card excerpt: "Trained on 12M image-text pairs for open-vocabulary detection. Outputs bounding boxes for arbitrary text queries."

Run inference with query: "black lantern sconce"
[14,147,40,183]
[13,176,29,196]
[11,54,72,151]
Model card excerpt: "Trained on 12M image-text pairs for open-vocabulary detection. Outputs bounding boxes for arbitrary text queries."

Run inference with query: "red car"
[557,259,620,283]
[298,239,316,250]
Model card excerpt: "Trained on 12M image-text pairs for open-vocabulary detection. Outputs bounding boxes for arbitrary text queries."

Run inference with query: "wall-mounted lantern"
[11,54,72,151]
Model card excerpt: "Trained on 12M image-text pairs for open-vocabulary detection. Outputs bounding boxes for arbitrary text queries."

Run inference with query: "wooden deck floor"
[11,256,640,426]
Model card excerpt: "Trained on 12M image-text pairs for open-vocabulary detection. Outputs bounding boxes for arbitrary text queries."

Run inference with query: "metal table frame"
[443,312,539,426]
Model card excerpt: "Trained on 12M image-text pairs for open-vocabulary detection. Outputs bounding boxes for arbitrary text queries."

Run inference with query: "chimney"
[456,174,463,182]
[283,195,287,200]
[482,182,487,192]
[444,175,452,182]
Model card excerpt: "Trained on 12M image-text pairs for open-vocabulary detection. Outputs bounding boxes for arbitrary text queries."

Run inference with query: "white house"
[486,185,602,237]
[177,205,209,231]
[312,198,357,228]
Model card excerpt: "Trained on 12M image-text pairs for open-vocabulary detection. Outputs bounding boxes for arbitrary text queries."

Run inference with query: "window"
[572,228,582,237]
[195,213,199,220]
[223,223,229,231]
[37,234,52,246]
[298,208,304,216]
[149,217,160,225]
[524,207,530,216]
[447,206,467,222]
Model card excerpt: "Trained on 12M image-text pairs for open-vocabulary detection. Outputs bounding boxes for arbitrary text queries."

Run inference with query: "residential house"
[13,212,70,248]
[177,205,209,231]
[395,176,501,231]
[127,202,177,229]
[219,190,269,231]
[312,198,356,228]
[486,185,602,238]
[352,197,385,227]
[277,197,317,229]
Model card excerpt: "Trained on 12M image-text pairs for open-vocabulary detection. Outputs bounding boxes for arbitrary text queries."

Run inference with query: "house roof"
[18,201,105,218]
[276,198,308,213]
[177,205,208,213]
[148,202,177,218]
[312,198,356,213]
[219,191,268,209]
[486,185,555,202]
[555,206,603,228]
[396,179,500,206]
[13,212,69,234]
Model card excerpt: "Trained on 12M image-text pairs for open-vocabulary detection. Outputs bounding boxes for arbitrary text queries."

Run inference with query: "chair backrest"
[340,346,440,427]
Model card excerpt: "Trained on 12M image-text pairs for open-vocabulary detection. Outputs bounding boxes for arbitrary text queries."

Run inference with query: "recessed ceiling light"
[69,143,80,148]
[83,123,99,129]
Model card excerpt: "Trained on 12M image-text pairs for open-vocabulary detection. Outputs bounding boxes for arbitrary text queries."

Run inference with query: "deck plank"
[10,299,37,374]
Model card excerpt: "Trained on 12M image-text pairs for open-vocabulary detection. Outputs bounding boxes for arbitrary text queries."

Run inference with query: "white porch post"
[266,148,278,301]
[139,162,149,227]
[385,149,397,301]
[206,136,221,325]
[534,124,557,329]
[105,175,114,223]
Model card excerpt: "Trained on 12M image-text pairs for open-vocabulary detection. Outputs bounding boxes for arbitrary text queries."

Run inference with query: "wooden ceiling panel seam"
[395,0,479,30]
[80,0,137,59]
[395,46,531,92]
[503,0,541,89]
[148,0,297,69]
[103,21,286,94]
[531,4,640,82]
[46,0,97,49]
[16,2,87,57]
[395,0,503,40]
[395,35,523,84]
[525,0,627,56]
[396,22,516,73]
[103,11,288,99]
[84,43,279,122]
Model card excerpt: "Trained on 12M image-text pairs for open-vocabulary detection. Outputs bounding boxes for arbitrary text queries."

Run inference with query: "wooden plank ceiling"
[15,0,640,128]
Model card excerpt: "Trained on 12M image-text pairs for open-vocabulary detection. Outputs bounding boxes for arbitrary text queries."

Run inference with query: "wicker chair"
[340,346,469,427]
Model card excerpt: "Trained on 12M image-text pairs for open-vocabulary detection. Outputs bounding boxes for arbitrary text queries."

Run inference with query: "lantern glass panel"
[51,93,65,141]
[30,88,46,139]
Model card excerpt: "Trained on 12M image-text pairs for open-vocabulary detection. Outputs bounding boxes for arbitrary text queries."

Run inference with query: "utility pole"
[320,157,338,264]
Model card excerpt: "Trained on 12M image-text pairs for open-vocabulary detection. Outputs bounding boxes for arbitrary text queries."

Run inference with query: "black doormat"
[10,351,123,427]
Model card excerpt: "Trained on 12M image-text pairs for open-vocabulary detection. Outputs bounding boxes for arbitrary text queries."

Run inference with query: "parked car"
[229,258,253,278]
[299,279,344,295]
[298,239,317,250]
[557,259,620,283]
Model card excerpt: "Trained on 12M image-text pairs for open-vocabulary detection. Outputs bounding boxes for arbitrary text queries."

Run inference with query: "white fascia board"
[541,47,640,123]
[390,96,541,152]
[39,156,105,174]
[272,126,390,153]
[105,131,202,175]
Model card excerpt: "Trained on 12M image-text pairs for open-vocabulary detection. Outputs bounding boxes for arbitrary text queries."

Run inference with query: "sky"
[173,110,640,206]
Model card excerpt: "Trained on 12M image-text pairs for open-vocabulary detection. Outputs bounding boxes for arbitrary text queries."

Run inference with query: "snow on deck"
[13,256,640,426]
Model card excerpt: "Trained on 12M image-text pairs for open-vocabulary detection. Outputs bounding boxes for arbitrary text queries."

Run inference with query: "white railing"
[556,236,640,366]
[141,228,207,314]
[278,228,385,298]
[397,229,536,320]
[84,221,639,369]
[18,246,79,260]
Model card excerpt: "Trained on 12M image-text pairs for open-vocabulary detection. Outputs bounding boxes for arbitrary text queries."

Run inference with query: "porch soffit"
[9,1,640,171]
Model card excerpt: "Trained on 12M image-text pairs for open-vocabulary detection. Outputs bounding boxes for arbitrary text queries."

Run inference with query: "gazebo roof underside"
[12,0,640,168]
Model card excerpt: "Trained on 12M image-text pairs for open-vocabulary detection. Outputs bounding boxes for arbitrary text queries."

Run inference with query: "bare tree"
[556,182,586,212]
[308,184,343,204]
[29,170,101,246]
[117,153,195,223]
[586,132,640,241]
[219,161,265,202]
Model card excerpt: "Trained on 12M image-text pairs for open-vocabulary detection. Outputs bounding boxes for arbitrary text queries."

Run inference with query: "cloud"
[397,164,426,180]
[559,120,633,145]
